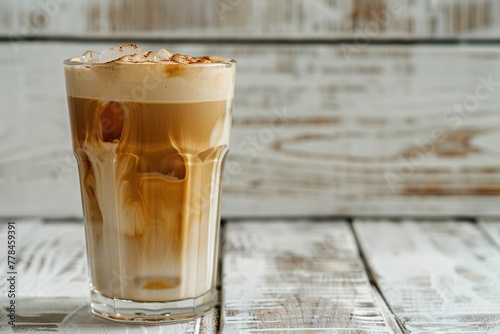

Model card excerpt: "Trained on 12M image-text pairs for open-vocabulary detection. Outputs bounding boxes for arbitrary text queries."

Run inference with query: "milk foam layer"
[65,44,235,103]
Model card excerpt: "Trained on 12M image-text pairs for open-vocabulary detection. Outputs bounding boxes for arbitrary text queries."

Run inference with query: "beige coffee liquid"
[68,97,230,301]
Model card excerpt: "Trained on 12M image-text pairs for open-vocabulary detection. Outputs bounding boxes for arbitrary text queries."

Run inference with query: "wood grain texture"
[371,288,404,334]
[221,220,400,333]
[478,220,500,248]
[0,298,218,333]
[0,220,218,333]
[1,43,500,217]
[1,0,500,39]
[353,219,500,333]
[0,219,87,298]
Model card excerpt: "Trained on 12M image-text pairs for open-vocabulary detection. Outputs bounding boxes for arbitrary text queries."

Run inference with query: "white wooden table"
[1,219,500,333]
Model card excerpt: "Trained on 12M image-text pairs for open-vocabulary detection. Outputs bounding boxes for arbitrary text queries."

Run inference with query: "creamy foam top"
[64,44,235,103]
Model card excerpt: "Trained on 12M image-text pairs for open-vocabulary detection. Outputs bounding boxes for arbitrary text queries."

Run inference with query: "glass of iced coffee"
[63,44,235,323]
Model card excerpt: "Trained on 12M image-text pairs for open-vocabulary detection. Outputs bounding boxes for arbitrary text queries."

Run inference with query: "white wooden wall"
[2,0,500,39]
[1,0,500,218]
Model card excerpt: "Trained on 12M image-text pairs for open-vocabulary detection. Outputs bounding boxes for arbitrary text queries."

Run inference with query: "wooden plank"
[478,219,500,248]
[2,43,500,218]
[371,288,404,334]
[0,219,88,298]
[221,220,400,333]
[1,0,500,39]
[353,219,500,333]
[0,298,218,333]
[0,220,218,332]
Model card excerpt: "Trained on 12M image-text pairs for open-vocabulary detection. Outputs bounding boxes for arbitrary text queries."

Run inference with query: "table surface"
[1,219,500,333]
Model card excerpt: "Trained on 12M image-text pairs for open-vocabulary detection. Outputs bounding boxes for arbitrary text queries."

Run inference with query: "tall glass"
[64,57,235,323]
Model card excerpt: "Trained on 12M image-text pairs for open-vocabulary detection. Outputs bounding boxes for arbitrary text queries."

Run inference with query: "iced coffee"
[64,44,235,322]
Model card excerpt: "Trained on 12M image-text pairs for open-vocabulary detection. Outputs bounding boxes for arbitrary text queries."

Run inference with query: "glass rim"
[63,57,236,67]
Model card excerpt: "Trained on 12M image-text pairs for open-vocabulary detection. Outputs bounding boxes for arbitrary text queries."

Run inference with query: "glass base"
[90,288,216,324]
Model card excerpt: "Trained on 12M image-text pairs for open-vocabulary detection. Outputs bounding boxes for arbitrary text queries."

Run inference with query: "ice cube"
[157,48,174,60]
[81,50,100,63]
[132,51,159,62]
[117,51,167,63]
[169,53,211,64]
[99,44,141,63]
[208,56,224,63]
[170,54,195,64]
